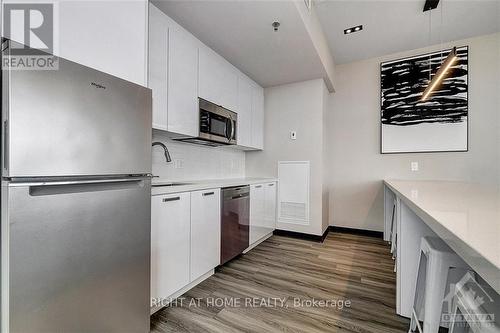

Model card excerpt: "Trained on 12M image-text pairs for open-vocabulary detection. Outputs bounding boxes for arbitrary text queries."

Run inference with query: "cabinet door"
[199,46,238,111]
[264,182,277,231]
[151,192,190,300]
[190,189,221,281]
[148,4,168,130]
[237,76,253,147]
[249,184,266,244]
[219,63,238,112]
[167,26,199,137]
[58,0,148,86]
[251,85,264,149]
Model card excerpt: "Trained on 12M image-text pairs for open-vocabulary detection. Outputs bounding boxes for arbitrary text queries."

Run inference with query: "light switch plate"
[290,131,297,140]
[174,159,184,169]
[411,161,419,172]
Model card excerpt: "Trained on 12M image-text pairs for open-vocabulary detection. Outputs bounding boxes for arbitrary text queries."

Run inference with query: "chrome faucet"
[152,142,172,163]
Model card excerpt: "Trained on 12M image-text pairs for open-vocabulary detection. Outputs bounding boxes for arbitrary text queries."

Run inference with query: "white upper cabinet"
[148,3,198,136]
[237,75,253,148]
[58,0,148,86]
[148,4,264,148]
[167,26,199,137]
[149,4,169,130]
[199,46,238,112]
[251,85,265,150]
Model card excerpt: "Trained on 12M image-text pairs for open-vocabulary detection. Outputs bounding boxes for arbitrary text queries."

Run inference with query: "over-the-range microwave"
[176,98,237,147]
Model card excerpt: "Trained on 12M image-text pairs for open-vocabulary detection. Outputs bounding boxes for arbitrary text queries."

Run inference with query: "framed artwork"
[380,46,468,153]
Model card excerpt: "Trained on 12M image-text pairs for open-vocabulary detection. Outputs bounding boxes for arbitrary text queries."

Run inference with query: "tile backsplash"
[152,131,245,181]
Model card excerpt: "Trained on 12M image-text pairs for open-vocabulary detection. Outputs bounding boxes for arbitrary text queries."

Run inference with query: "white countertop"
[384,179,500,294]
[151,177,278,196]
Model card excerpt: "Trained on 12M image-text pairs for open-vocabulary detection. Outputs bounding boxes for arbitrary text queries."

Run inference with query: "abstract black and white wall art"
[381,46,468,153]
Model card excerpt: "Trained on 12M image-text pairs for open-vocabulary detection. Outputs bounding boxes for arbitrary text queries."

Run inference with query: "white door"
[264,182,277,231]
[251,85,264,149]
[190,189,221,281]
[249,184,266,244]
[167,26,199,137]
[151,192,191,300]
[237,75,253,147]
[148,4,168,130]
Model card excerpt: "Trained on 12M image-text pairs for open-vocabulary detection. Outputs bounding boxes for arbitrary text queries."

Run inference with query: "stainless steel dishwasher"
[221,186,250,265]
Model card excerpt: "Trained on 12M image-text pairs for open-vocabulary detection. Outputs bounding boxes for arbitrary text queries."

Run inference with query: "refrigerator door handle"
[3,119,8,171]
[27,178,147,196]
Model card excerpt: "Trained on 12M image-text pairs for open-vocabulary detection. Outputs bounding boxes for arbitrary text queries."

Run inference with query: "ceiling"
[153,0,326,88]
[316,0,500,64]
[153,0,500,87]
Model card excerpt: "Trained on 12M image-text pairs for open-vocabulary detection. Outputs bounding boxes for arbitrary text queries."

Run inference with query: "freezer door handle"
[28,178,147,196]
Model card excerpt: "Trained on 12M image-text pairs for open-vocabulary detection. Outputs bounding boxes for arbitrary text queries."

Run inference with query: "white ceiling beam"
[294,0,336,92]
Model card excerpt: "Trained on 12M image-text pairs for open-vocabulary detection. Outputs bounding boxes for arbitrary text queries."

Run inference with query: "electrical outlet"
[411,161,419,172]
[290,131,297,140]
[174,159,184,169]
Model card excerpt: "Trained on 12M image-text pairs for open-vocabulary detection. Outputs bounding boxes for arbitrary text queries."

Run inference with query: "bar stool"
[409,237,471,333]
[449,273,500,333]
[390,198,397,272]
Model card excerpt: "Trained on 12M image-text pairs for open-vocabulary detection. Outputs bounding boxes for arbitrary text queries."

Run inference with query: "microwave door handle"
[230,117,235,141]
[225,118,232,141]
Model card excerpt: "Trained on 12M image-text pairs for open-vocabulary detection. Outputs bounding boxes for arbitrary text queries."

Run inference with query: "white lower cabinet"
[151,182,276,305]
[151,192,191,300]
[151,188,221,303]
[249,182,277,245]
[190,189,221,281]
[250,184,265,244]
[264,182,277,230]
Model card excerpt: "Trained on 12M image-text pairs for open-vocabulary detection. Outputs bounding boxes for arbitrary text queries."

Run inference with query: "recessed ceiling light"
[344,25,363,35]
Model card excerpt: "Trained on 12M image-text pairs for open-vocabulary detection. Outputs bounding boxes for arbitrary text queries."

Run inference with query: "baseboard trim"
[243,232,274,254]
[273,228,329,243]
[329,226,383,239]
[150,269,214,315]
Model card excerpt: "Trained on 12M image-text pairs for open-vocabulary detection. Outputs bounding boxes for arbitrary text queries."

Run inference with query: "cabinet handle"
[255,185,263,188]
[268,183,274,187]
[203,191,215,196]
[163,196,180,202]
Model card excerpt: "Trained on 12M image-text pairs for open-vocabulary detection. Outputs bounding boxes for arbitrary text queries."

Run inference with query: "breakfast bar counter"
[383,180,500,316]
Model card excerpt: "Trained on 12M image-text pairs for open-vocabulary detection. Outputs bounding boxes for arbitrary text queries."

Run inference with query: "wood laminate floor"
[150,232,410,333]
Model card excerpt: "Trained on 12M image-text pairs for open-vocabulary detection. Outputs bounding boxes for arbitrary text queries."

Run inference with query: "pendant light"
[421,47,457,101]
[421,0,457,101]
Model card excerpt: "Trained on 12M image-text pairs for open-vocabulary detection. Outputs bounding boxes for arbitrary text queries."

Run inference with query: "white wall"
[327,33,500,232]
[246,79,328,236]
[152,131,245,181]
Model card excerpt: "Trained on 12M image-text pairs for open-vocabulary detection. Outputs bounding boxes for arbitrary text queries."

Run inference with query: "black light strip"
[344,25,363,35]
[423,0,440,12]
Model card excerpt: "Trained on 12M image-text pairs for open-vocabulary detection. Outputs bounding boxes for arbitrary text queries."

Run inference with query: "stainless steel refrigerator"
[1,40,152,332]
